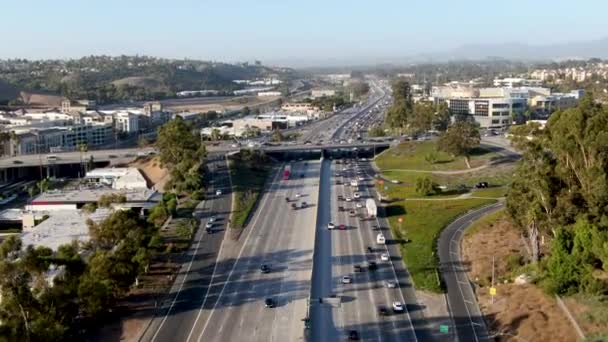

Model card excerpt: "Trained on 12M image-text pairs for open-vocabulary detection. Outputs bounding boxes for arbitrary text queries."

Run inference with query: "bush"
[415,176,440,196]
[191,189,205,200]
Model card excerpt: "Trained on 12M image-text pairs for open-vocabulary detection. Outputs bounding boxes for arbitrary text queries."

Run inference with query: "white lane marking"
[150,183,216,341]
[191,165,284,342]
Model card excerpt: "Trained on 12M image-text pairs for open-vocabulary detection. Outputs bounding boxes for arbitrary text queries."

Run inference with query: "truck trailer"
[366,198,377,218]
[283,165,291,180]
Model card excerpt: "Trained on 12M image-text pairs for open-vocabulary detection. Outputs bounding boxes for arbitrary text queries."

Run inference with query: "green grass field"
[471,186,509,198]
[385,197,496,292]
[230,161,271,229]
[376,141,499,172]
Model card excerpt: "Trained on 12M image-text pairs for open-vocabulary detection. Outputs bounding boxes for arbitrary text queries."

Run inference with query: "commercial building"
[493,78,543,88]
[311,89,336,98]
[21,209,111,251]
[27,187,158,211]
[114,111,140,133]
[85,167,148,190]
[439,85,583,129]
[281,103,319,116]
[257,91,282,97]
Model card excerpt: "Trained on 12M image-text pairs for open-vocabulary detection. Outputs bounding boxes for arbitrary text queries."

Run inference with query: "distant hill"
[417,37,608,62]
[0,79,19,103]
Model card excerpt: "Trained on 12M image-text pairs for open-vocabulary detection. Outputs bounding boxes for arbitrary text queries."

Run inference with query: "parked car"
[216,189,222,196]
[475,182,489,188]
[368,261,377,271]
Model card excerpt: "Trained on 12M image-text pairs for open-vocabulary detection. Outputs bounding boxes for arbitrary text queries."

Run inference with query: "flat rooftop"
[21,209,111,250]
[31,187,158,204]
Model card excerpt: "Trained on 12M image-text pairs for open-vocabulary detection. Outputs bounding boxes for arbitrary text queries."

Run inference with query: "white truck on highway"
[376,233,386,244]
[366,199,377,218]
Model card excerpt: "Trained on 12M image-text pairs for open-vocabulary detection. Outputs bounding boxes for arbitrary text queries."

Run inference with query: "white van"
[376,233,386,245]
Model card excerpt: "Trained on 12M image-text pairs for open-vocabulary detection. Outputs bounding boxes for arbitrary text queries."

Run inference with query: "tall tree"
[437,121,480,168]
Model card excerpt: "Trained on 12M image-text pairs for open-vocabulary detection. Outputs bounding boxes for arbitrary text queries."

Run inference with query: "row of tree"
[0,209,161,340]
[507,94,608,295]
[156,117,206,197]
[384,80,450,134]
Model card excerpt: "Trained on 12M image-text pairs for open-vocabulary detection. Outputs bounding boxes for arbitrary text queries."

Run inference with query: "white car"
[353,192,361,199]
[380,253,390,261]
[392,301,404,312]
[328,222,335,230]
[295,193,302,198]
[209,216,216,223]
[341,275,352,284]
[391,179,400,184]
[345,197,352,202]
[205,222,213,229]
[358,176,365,181]
[216,189,222,196]
[356,202,363,208]
[386,280,397,288]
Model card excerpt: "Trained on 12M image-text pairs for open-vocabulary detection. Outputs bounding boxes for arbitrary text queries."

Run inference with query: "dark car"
[264,298,275,308]
[378,305,390,316]
[108,154,117,159]
[367,246,374,253]
[260,264,271,274]
[291,203,297,210]
[475,182,489,189]
[353,264,363,272]
[12,160,23,165]
[336,180,342,185]
[348,330,360,340]
[301,202,307,208]
[338,195,344,201]
[285,197,290,202]
[338,206,344,212]
[368,261,377,271]
[372,225,380,230]
[206,228,213,234]
[300,173,305,178]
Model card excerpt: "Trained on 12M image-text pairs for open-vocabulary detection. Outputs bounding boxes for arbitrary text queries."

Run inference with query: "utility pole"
[491,255,495,305]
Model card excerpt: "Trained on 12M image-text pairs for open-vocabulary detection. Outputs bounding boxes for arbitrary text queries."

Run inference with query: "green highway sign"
[439,325,449,334]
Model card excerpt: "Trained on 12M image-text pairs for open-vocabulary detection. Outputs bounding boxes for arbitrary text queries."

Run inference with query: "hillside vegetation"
[0,56,297,103]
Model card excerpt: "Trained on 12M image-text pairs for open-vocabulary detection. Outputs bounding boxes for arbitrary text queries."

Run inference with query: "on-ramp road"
[438,201,505,342]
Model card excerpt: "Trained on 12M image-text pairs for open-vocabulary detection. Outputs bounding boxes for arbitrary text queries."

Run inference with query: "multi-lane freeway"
[309,157,419,341]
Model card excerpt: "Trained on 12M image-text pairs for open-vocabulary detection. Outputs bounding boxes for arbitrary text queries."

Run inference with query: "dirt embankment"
[128,156,169,192]
[462,211,580,342]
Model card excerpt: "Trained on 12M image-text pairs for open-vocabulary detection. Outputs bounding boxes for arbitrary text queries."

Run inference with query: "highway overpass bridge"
[0,142,391,183]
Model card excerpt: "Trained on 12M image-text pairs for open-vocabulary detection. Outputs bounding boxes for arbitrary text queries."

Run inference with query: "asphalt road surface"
[187,160,320,342]
[310,158,419,342]
[139,155,232,342]
[438,202,505,342]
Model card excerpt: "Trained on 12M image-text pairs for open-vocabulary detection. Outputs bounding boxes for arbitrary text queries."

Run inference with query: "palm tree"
[78,143,88,176]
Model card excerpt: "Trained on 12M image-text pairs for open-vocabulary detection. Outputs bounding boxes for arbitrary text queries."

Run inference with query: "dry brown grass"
[462,211,581,342]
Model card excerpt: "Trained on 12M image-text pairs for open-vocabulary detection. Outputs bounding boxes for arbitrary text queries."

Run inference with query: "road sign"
[490,287,497,296]
[439,325,449,334]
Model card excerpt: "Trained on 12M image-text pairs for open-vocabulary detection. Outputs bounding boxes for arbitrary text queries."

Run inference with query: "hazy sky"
[2,0,607,65]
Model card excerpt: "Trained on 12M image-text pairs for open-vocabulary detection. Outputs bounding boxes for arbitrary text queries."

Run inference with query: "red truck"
[283,165,291,180]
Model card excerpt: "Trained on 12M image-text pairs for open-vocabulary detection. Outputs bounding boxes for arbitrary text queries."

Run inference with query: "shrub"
[415,176,439,196]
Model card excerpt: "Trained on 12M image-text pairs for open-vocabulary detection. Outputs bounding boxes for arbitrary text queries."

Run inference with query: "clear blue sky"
[1,0,607,65]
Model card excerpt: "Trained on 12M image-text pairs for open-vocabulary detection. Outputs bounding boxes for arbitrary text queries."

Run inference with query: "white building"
[311,89,336,98]
[114,111,140,133]
[257,91,282,97]
[20,209,111,251]
[85,167,148,190]
[493,78,543,88]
